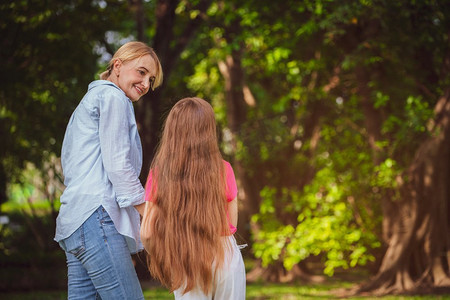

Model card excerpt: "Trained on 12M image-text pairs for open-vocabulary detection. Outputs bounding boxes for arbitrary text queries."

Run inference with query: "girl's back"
[140,97,246,299]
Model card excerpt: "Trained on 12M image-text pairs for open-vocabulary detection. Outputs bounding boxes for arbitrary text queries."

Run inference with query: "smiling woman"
[100,41,163,101]
[105,55,161,101]
[54,41,163,300]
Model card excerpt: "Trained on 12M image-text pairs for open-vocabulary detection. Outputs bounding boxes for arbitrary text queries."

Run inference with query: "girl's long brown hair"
[141,97,230,295]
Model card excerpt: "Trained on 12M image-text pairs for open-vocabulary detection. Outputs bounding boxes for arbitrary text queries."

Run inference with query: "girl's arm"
[228,197,238,228]
[140,201,155,250]
[134,202,146,216]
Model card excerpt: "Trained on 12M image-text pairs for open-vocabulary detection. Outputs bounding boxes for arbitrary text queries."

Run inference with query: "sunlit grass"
[142,282,450,299]
[0,282,449,300]
[245,282,450,299]
[143,288,174,299]
[141,279,450,300]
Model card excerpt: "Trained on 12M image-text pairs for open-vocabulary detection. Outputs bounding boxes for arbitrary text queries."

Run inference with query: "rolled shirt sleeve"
[98,92,145,208]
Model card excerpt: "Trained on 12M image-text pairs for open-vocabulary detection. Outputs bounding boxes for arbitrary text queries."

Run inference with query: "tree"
[132,0,214,179]
[334,0,450,294]
[358,88,450,294]
[238,0,450,293]
[2,0,449,294]
[0,0,132,205]
[185,0,383,281]
[185,0,450,292]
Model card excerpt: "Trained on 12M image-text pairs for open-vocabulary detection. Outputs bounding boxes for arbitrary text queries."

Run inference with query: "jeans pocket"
[59,225,85,257]
[100,208,115,227]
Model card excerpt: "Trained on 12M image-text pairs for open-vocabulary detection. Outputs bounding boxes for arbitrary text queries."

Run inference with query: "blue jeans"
[59,206,144,300]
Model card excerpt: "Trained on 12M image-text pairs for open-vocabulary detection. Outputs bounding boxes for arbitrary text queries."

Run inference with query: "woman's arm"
[99,92,145,208]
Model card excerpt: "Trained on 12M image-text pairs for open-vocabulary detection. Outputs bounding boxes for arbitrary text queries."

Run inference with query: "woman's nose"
[142,78,150,90]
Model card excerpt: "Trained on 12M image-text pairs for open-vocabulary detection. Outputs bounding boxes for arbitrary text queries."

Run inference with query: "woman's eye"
[138,70,145,76]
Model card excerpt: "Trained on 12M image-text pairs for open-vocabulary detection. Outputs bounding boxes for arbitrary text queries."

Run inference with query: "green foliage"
[1,154,69,291]
[253,164,380,276]
[2,0,449,287]
[182,0,448,279]
[0,204,66,290]
[0,0,132,189]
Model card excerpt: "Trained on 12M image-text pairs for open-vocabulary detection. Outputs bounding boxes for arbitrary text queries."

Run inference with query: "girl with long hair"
[140,97,246,299]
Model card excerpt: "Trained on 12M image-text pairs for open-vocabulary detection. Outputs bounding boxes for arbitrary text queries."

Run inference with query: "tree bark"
[128,0,146,42]
[355,66,384,165]
[357,89,450,295]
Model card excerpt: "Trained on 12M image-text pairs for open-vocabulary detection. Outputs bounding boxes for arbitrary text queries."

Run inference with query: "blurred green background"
[1,0,450,298]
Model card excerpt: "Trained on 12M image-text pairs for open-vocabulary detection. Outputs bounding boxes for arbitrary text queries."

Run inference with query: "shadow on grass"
[0,291,67,300]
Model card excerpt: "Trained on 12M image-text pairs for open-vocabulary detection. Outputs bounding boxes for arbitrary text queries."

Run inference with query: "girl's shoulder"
[222,160,237,200]
[222,160,234,173]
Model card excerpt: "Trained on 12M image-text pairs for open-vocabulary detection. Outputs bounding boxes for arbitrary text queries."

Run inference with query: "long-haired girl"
[140,97,246,299]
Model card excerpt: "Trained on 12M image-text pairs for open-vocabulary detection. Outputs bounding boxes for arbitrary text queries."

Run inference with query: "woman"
[54,41,163,300]
[140,97,246,299]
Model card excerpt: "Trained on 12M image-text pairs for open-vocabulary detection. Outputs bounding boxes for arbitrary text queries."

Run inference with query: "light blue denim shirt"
[55,80,145,254]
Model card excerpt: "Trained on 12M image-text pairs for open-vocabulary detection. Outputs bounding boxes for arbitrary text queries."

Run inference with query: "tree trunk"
[128,0,146,42]
[218,50,261,244]
[0,162,6,210]
[134,0,177,180]
[357,89,450,295]
[355,66,384,165]
[134,0,212,180]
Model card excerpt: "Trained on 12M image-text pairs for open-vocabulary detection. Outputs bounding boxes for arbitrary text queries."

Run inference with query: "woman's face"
[113,54,157,102]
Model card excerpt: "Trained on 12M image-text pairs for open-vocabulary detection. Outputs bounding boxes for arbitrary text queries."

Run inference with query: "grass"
[244,282,450,299]
[1,281,449,300]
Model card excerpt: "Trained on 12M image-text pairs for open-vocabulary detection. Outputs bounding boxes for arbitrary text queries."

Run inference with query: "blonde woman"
[141,97,246,299]
[54,41,162,300]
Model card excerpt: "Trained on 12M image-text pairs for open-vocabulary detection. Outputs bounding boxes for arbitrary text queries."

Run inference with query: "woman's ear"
[113,59,122,77]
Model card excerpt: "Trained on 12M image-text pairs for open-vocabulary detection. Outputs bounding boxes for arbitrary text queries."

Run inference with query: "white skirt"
[173,235,246,300]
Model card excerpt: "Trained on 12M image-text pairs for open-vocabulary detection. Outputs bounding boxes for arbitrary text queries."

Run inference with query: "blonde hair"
[141,97,230,295]
[99,41,163,90]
